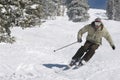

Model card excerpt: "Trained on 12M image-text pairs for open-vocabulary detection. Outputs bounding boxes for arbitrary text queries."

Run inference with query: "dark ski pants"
[72,41,99,62]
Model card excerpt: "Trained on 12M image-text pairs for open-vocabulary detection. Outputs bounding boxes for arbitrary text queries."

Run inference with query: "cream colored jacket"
[77,23,114,47]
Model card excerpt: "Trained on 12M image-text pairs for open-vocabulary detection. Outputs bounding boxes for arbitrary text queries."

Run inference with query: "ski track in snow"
[0,9,120,80]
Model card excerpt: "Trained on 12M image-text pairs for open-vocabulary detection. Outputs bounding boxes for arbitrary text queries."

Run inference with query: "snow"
[0,9,120,80]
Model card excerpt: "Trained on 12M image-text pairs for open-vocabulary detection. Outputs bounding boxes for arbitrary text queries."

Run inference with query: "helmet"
[95,17,101,22]
[94,18,102,26]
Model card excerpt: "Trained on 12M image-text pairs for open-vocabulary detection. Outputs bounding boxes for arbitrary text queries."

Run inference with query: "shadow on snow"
[43,63,68,69]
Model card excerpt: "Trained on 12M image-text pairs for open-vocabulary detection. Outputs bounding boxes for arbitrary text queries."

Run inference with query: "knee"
[90,45,99,52]
[89,45,98,53]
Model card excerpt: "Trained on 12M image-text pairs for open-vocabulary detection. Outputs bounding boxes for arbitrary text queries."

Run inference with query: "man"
[69,18,115,67]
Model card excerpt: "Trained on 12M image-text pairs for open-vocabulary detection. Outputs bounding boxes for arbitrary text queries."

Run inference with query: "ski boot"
[77,61,84,67]
[76,60,86,68]
[69,59,77,67]
[63,59,78,70]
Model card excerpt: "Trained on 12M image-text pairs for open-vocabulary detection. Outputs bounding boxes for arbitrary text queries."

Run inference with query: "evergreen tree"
[42,0,58,19]
[42,0,65,19]
[0,0,64,43]
[66,0,89,22]
[107,0,120,21]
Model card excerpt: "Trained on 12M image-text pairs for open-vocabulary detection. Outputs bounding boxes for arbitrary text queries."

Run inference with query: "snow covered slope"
[0,9,120,80]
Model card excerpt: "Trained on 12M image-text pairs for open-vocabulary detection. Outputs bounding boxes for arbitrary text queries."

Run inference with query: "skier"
[69,17,116,67]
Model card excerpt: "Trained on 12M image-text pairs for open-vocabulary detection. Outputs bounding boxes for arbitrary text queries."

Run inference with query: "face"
[95,21,101,26]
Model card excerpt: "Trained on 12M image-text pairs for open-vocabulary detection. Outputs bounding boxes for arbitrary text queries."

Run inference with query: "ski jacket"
[77,22,114,47]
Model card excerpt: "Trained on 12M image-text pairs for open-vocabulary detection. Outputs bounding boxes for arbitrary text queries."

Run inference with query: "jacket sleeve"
[77,25,89,40]
[103,28,114,47]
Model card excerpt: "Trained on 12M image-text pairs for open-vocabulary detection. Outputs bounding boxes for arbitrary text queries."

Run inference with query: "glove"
[77,38,82,43]
[112,45,115,50]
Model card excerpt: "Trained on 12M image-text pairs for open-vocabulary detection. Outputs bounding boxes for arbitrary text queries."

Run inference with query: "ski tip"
[63,66,70,70]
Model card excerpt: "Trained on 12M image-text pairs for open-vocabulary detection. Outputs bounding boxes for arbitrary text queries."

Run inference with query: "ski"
[63,62,84,71]
[72,64,84,70]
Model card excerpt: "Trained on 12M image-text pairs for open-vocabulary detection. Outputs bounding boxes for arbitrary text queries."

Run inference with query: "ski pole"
[54,41,78,52]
